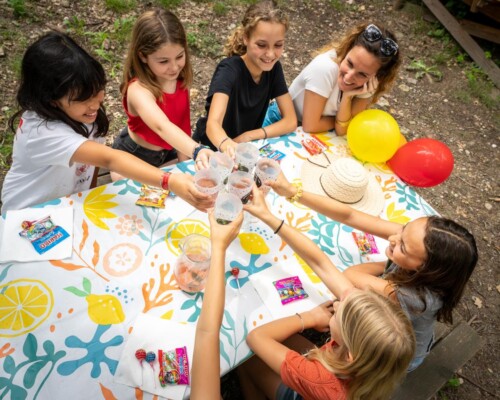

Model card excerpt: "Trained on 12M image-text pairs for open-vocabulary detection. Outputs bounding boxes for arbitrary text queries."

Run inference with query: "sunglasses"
[363,24,399,57]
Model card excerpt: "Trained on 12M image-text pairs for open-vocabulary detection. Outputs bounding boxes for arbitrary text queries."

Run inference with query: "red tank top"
[123,79,191,150]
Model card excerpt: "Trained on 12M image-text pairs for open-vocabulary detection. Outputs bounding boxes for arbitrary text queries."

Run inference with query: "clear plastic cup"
[194,168,222,198]
[209,151,235,184]
[227,171,254,204]
[255,158,281,195]
[235,143,259,173]
[214,192,243,225]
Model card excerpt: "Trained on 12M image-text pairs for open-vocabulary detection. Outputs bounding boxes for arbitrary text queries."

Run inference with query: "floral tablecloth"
[0,129,436,399]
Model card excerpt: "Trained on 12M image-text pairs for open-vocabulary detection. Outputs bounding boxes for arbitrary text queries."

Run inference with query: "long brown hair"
[223,0,288,57]
[318,23,401,102]
[387,216,478,324]
[121,9,193,100]
[307,291,415,400]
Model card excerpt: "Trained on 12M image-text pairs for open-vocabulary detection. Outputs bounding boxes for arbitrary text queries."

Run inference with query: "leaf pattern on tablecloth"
[83,186,118,230]
[268,132,301,148]
[0,333,65,400]
[395,182,420,211]
[57,324,123,378]
[180,292,203,322]
[220,311,251,369]
[229,254,273,288]
[137,207,172,255]
[112,179,142,196]
[385,202,412,225]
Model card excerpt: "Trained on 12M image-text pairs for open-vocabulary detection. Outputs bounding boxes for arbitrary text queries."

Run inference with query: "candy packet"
[301,136,327,156]
[352,232,379,256]
[158,346,190,386]
[136,185,169,208]
[259,143,285,162]
[273,276,309,305]
[19,216,69,254]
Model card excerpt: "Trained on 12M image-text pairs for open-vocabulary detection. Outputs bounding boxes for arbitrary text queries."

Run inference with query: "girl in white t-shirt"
[288,23,401,134]
[1,31,212,214]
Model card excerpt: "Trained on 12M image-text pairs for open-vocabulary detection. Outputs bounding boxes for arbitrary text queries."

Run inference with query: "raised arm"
[270,172,402,240]
[71,141,214,211]
[244,185,353,299]
[127,82,212,166]
[190,211,243,400]
[207,92,238,158]
[234,92,297,143]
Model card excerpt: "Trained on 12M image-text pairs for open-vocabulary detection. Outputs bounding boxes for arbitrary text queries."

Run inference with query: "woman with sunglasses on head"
[286,23,400,134]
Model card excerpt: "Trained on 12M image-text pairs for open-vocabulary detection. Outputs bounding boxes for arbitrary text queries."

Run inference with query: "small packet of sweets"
[259,143,285,162]
[19,216,69,255]
[273,276,309,305]
[301,136,327,156]
[352,232,379,256]
[136,185,168,208]
[158,346,190,386]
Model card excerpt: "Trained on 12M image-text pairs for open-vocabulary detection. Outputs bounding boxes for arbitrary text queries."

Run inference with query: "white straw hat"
[301,153,385,216]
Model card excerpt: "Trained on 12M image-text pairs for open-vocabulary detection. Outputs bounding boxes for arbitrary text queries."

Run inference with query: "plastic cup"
[194,168,222,197]
[255,158,281,194]
[214,192,243,225]
[235,143,259,173]
[227,171,254,204]
[209,151,235,184]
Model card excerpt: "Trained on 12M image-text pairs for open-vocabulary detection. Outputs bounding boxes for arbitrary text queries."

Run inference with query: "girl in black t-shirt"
[193,1,297,155]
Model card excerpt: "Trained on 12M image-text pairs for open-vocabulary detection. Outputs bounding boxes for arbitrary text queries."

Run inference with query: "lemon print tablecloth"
[0,130,436,399]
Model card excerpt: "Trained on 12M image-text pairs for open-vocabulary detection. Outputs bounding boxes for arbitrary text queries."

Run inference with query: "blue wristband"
[192,145,210,161]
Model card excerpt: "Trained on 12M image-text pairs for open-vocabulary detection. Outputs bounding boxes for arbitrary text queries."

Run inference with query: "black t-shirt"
[193,56,288,149]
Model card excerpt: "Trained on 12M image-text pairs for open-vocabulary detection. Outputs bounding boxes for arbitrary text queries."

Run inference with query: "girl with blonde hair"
[287,23,401,134]
[111,9,212,180]
[238,186,415,400]
[193,0,297,157]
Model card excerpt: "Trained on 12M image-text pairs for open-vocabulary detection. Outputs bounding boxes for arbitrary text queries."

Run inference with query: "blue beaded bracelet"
[192,145,210,161]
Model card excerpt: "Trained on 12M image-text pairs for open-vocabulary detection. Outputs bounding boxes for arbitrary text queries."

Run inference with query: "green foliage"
[155,0,182,7]
[112,16,135,44]
[406,59,443,82]
[464,64,499,109]
[213,1,229,15]
[186,21,222,58]
[105,0,136,13]
[63,16,87,37]
[7,0,26,17]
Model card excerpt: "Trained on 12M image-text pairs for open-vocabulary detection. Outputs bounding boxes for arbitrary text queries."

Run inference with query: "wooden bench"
[392,321,482,400]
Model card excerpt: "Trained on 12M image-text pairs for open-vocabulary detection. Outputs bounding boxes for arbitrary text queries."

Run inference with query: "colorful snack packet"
[259,143,285,162]
[158,346,190,386]
[136,185,168,208]
[19,216,69,254]
[272,276,309,305]
[301,136,327,156]
[352,232,379,256]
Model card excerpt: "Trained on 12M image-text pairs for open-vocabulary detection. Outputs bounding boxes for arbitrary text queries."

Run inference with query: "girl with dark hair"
[287,23,401,134]
[193,0,297,157]
[110,10,212,181]
[269,174,478,371]
[1,31,213,213]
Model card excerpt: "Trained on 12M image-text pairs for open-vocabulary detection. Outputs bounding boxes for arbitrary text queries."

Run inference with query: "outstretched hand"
[268,172,296,198]
[169,173,215,212]
[243,184,272,220]
[194,148,213,171]
[208,210,243,250]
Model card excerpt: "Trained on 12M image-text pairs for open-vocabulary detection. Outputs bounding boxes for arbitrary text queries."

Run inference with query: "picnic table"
[0,129,437,399]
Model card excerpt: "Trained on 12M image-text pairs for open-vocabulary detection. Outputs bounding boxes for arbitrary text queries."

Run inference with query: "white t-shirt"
[289,50,341,122]
[1,111,102,213]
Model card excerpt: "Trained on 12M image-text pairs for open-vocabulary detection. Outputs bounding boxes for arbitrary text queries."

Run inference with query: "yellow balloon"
[347,109,401,163]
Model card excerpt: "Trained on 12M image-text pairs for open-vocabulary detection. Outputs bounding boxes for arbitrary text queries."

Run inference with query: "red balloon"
[387,138,454,187]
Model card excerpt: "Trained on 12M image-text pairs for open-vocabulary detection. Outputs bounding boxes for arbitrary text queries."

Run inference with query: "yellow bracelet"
[335,117,352,128]
[287,182,303,203]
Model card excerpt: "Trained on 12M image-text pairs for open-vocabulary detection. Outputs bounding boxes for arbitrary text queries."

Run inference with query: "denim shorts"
[112,127,177,167]
[276,383,303,400]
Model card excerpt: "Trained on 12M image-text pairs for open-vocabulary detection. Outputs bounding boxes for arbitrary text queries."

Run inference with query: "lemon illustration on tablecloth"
[0,279,54,338]
[165,218,210,256]
[238,232,269,255]
[65,277,125,325]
